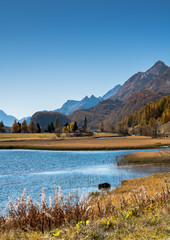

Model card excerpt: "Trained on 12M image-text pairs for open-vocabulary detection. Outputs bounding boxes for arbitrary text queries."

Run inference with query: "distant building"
[4,126,11,133]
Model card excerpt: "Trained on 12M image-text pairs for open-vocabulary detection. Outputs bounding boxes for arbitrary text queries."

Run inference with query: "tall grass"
[0,176,169,237]
[116,150,170,165]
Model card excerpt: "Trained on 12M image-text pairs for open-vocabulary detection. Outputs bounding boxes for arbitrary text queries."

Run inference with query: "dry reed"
[0,175,169,236]
[116,150,170,165]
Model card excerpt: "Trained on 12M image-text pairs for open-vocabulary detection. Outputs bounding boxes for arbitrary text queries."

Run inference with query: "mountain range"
[0,85,121,126]
[54,84,121,115]
[67,60,170,130]
[1,60,170,129]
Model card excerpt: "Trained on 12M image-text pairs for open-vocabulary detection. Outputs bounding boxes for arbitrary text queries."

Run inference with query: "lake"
[0,148,169,211]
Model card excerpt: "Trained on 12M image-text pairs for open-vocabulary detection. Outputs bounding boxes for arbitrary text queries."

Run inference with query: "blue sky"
[0,0,170,119]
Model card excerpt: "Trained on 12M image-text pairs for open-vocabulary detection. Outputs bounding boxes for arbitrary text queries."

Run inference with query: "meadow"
[0,133,169,150]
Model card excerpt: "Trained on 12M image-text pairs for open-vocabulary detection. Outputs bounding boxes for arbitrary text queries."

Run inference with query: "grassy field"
[0,133,169,150]
[116,150,170,165]
[0,133,57,141]
[0,172,169,240]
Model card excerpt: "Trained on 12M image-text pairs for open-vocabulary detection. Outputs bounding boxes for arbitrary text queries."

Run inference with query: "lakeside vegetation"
[116,150,170,165]
[0,172,169,239]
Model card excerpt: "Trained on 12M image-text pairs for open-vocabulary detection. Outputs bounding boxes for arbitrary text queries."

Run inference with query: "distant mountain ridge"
[2,60,169,130]
[54,84,121,115]
[54,95,102,115]
[0,110,31,127]
[0,110,16,127]
[0,84,121,127]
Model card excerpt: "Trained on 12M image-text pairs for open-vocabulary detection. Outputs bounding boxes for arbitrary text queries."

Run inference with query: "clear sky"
[0,0,170,119]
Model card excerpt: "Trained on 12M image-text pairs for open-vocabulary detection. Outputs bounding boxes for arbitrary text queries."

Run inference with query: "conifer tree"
[109,124,115,133]
[17,122,21,133]
[28,120,36,133]
[73,121,78,132]
[21,120,28,133]
[0,121,4,133]
[99,122,104,132]
[82,117,87,132]
[51,122,54,132]
[54,117,59,129]
[36,123,41,133]
[11,119,19,133]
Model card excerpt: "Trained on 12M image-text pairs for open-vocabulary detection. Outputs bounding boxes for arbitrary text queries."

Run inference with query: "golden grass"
[0,172,169,239]
[117,150,170,165]
[114,172,170,196]
[0,133,57,141]
[0,135,169,150]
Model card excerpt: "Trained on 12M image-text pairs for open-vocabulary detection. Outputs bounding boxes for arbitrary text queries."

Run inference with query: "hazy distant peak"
[90,95,96,99]
[102,84,121,99]
[54,94,102,115]
[0,110,5,115]
[83,96,89,100]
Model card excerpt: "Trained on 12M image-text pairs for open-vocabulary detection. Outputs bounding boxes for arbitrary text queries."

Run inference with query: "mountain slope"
[69,90,162,130]
[118,95,170,128]
[111,61,168,101]
[142,67,170,96]
[69,99,124,130]
[102,84,121,99]
[104,90,162,129]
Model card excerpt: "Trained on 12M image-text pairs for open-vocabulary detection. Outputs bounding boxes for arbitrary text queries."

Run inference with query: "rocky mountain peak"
[146,60,168,76]
[110,60,169,101]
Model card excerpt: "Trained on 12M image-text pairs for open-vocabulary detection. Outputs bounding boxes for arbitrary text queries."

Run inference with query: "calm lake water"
[0,148,169,211]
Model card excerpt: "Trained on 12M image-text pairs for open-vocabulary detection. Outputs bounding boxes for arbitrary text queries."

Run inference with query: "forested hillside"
[69,99,124,130]
[32,112,70,130]
[118,95,170,132]
[104,90,161,129]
